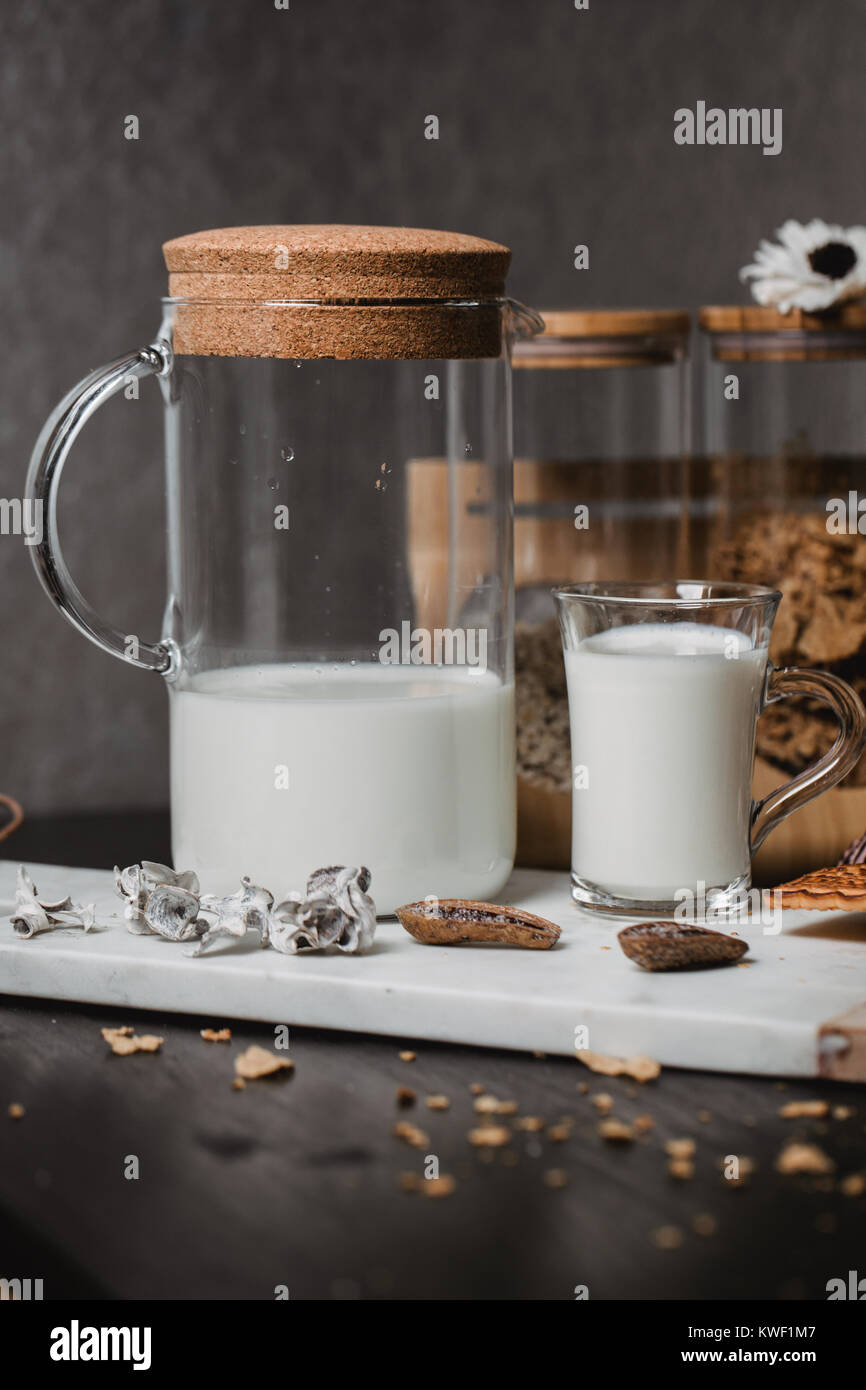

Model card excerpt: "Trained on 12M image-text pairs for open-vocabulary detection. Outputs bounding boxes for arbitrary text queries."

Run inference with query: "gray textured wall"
[3,0,865,813]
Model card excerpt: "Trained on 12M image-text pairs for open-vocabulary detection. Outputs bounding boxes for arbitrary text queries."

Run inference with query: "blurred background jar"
[697,305,866,881]
[508,309,689,866]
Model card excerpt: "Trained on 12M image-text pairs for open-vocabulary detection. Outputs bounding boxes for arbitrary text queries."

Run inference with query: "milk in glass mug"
[554,581,866,917]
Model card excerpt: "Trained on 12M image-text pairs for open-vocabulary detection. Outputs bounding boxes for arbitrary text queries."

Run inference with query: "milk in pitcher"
[170,663,515,915]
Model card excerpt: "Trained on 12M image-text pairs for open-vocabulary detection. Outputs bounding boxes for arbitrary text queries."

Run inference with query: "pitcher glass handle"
[26,343,174,674]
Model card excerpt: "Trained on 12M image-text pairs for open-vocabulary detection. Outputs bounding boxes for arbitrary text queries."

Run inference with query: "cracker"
[102,1027,164,1056]
[423,1175,456,1198]
[234,1045,293,1080]
[779,1100,829,1119]
[773,863,866,911]
[547,1123,572,1143]
[393,1121,429,1148]
[577,1050,661,1083]
[599,1118,634,1143]
[668,1158,695,1180]
[473,1095,516,1116]
[775,1141,835,1176]
[665,1137,696,1159]
[467,1124,511,1148]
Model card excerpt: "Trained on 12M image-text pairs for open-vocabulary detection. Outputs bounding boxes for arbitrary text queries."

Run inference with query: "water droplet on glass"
[267,477,279,491]
[463,442,473,456]
[240,424,247,436]
[280,447,295,462]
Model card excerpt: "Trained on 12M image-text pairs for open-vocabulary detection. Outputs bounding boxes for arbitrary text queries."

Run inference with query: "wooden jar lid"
[162,225,510,359]
[514,308,690,369]
[700,303,866,333]
[700,303,866,361]
[537,308,690,338]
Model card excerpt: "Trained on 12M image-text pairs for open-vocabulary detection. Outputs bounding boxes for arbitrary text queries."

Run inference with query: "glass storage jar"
[697,303,866,880]
[506,309,691,867]
[27,225,541,914]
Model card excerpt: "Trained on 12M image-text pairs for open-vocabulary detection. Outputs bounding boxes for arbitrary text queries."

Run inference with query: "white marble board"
[0,861,864,1080]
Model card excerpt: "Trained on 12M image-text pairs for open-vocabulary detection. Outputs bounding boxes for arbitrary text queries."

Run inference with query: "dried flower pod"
[11,865,95,938]
[307,865,376,953]
[270,866,376,955]
[188,878,274,957]
[269,893,338,953]
[114,863,146,928]
[617,921,749,971]
[396,899,560,950]
[115,861,201,936]
[145,884,204,942]
[112,860,377,958]
[141,861,200,895]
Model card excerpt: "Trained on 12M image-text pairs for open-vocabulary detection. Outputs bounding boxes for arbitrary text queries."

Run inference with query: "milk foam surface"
[170,663,515,915]
[565,622,766,899]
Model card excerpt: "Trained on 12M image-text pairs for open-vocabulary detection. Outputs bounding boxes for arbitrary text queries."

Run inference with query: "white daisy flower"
[739,219,866,314]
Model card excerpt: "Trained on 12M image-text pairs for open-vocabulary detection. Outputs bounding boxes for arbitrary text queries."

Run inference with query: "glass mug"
[27,291,542,916]
[554,581,866,917]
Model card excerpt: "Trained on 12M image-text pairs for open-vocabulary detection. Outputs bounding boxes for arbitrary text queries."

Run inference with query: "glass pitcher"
[27,225,542,915]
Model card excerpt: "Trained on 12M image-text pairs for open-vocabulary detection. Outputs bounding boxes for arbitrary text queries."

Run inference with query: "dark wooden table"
[0,814,864,1301]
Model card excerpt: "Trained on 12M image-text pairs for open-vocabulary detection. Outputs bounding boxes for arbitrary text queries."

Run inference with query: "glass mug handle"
[26,343,174,674]
[750,664,866,853]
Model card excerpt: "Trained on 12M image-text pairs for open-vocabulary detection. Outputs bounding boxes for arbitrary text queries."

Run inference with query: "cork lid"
[700,304,866,361]
[514,307,690,369]
[162,225,510,360]
[163,225,510,302]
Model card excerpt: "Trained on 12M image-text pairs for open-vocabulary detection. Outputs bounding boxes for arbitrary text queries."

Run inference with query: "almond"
[396,899,560,950]
[618,921,748,971]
